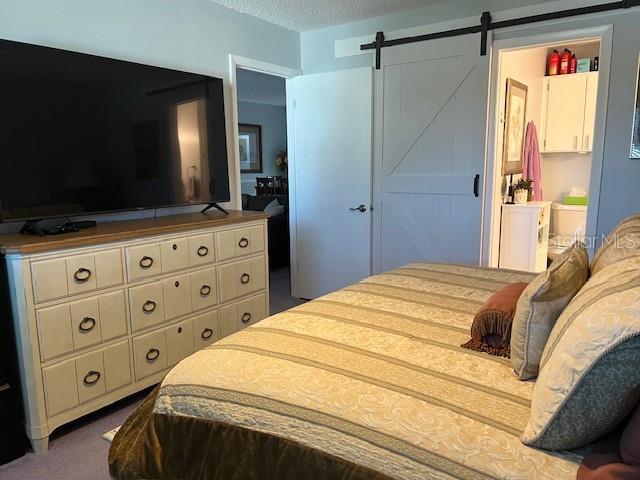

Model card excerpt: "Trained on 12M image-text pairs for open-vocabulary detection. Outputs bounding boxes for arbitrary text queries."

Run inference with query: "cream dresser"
[0,211,269,453]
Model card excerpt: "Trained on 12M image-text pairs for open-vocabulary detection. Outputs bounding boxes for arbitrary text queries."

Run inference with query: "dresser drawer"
[189,234,215,266]
[166,319,194,366]
[219,293,268,338]
[133,330,167,380]
[37,290,127,361]
[160,238,189,273]
[126,244,161,281]
[43,359,78,416]
[162,274,192,320]
[218,256,266,303]
[191,268,217,312]
[192,310,219,349]
[32,250,124,303]
[216,225,265,261]
[129,282,165,332]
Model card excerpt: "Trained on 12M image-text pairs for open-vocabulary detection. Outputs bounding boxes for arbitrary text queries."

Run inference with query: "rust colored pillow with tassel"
[461,282,529,357]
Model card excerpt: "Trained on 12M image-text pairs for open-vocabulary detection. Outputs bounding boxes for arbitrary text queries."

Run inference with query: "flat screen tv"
[0,39,230,222]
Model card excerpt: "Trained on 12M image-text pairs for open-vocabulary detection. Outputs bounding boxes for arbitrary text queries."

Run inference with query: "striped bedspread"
[111,263,585,480]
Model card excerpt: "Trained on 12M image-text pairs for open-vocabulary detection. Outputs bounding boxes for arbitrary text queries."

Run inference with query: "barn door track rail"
[362,0,640,69]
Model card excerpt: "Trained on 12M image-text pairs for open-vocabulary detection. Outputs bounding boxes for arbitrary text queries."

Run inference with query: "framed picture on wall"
[631,54,640,159]
[239,123,263,173]
[502,78,528,175]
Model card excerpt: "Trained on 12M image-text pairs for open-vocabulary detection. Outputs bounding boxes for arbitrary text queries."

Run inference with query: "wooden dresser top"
[0,210,268,255]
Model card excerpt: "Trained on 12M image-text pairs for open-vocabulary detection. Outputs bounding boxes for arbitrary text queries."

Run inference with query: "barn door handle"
[349,204,367,213]
[473,174,480,197]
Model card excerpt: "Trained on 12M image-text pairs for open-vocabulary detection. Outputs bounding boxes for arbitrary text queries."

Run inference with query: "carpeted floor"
[0,267,304,480]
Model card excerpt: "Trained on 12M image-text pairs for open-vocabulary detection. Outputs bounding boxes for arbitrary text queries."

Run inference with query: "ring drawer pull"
[238,237,249,248]
[79,317,96,332]
[83,370,101,385]
[200,285,211,296]
[142,300,157,313]
[146,348,160,361]
[139,256,154,269]
[241,312,252,324]
[74,267,92,282]
[197,246,209,257]
[240,273,250,284]
[201,328,213,339]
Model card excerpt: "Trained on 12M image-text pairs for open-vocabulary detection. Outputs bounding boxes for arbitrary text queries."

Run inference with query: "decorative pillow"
[461,282,528,357]
[263,199,285,217]
[521,255,640,450]
[621,403,640,466]
[510,242,589,380]
[591,214,640,275]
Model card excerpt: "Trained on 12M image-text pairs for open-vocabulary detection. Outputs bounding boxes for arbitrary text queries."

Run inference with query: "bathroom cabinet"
[499,201,552,273]
[540,72,598,153]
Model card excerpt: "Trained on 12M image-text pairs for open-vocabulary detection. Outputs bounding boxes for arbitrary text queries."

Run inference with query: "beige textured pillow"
[591,214,640,275]
[522,255,640,450]
[510,242,588,380]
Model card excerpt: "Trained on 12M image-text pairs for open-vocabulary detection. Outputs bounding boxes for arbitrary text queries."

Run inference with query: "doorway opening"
[230,57,304,313]
[485,29,610,273]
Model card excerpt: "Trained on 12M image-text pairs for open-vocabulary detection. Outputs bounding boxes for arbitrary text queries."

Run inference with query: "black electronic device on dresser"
[0,262,26,464]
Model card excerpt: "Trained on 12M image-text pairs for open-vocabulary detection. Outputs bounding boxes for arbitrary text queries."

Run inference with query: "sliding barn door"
[373,34,489,272]
[289,67,373,299]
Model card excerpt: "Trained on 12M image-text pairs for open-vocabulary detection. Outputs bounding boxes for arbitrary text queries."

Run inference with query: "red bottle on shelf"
[548,49,560,76]
[570,54,577,74]
[559,49,571,74]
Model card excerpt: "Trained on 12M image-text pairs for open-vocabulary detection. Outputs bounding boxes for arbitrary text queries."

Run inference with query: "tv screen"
[0,39,230,222]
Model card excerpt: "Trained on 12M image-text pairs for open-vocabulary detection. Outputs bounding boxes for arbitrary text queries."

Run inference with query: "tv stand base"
[201,203,229,215]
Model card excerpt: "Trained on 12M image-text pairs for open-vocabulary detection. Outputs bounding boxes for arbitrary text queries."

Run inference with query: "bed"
[109,263,586,480]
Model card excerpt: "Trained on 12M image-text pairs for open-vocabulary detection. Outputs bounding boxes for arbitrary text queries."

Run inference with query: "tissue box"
[564,195,588,206]
[577,58,591,73]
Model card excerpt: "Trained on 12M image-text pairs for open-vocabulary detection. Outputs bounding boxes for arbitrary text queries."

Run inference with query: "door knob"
[349,204,367,213]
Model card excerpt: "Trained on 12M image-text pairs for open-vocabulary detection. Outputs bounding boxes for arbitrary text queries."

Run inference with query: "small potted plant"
[275,150,288,176]
[513,178,533,204]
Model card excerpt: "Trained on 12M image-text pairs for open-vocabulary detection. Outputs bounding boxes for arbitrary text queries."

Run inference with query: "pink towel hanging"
[523,121,543,201]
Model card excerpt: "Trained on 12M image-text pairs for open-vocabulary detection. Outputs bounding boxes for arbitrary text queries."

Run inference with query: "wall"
[237,101,288,195]
[0,0,299,233]
[300,0,640,245]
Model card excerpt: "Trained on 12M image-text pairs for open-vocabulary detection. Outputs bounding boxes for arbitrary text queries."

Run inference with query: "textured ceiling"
[210,0,448,31]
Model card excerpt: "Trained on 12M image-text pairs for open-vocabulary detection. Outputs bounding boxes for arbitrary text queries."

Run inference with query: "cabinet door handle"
[79,317,96,332]
[142,300,157,313]
[585,134,590,150]
[74,267,92,282]
[241,312,252,324]
[201,328,213,339]
[238,237,249,249]
[200,285,211,296]
[83,370,101,385]
[139,256,154,269]
[240,273,251,284]
[573,136,578,150]
[197,245,209,257]
[146,348,160,361]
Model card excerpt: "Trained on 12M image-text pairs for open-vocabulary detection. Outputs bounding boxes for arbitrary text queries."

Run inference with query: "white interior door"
[373,35,489,272]
[288,67,372,299]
